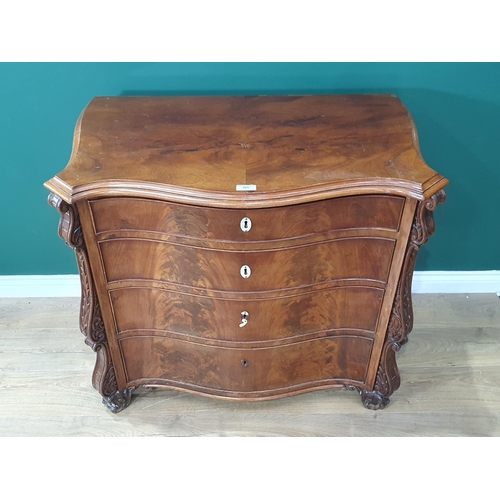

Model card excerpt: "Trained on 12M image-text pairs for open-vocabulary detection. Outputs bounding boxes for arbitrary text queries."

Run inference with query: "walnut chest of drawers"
[45,95,448,413]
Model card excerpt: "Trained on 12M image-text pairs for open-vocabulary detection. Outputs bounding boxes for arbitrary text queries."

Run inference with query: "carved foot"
[102,388,135,413]
[360,390,390,410]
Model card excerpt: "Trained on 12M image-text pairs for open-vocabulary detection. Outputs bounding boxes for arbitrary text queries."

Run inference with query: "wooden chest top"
[45,95,447,207]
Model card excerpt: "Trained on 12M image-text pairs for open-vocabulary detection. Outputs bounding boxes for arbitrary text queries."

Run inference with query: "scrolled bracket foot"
[102,387,135,414]
[360,390,390,410]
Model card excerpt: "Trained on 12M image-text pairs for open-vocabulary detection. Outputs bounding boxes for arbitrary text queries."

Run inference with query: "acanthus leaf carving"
[360,190,446,410]
[102,388,135,414]
[47,193,133,413]
[48,193,84,249]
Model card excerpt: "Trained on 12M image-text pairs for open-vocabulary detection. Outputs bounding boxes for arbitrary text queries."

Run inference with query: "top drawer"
[90,195,404,244]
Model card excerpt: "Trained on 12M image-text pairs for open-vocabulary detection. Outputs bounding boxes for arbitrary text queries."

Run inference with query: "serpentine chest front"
[45,95,448,412]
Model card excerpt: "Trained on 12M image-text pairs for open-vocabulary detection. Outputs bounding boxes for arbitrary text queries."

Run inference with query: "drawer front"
[110,286,384,342]
[90,195,404,243]
[100,237,395,290]
[119,335,372,394]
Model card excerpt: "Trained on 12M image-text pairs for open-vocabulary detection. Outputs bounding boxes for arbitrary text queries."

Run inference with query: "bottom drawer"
[119,335,372,398]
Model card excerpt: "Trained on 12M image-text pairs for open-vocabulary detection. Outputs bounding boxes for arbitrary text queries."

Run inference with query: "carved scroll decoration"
[48,193,134,413]
[360,190,446,410]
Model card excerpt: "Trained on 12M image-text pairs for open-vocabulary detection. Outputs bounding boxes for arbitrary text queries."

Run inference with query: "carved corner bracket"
[48,193,133,413]
[360,190,446,410]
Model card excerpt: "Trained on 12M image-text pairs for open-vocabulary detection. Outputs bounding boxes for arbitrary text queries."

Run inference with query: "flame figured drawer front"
[90,195,404,245]
[99,237,396,290]
[110,286,384,342]
[119,335,373,396]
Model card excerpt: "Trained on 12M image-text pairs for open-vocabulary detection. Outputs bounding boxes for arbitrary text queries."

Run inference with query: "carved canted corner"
[48,193,133,413]
[360,190,446,410]
[48,193,83,249]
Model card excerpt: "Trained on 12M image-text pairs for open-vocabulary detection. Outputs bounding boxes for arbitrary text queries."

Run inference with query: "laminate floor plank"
[0,298,80,330]
[412,294,500,328]
[0,410,497,437]
[397,326,500,367]
[0,351,95,372]
[0,294,499,436]
[0,329,86,353]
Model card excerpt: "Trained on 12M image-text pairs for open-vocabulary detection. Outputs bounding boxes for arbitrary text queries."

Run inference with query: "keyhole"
[240,217,252,232]
[240,265,251,278]
[241,360,249,368]
[239,311,249,327]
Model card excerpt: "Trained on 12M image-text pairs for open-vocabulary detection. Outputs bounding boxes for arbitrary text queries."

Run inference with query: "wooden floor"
[0,294,499,436]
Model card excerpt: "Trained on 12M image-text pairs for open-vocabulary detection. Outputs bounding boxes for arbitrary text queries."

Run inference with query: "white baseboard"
[0,275,82,298]
[411,271,500,294]
[0,272,499,298]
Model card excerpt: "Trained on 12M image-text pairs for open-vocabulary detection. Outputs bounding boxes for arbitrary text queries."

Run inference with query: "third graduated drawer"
[108,284,384,343]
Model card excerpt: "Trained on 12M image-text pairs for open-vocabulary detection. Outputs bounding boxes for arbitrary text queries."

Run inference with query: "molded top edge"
[44,175,448,209]
[45,95,448,206]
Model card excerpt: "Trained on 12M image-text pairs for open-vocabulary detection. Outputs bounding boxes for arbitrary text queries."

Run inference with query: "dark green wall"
[1,63,499,274]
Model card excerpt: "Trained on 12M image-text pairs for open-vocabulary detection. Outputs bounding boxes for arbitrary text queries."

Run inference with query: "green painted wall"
[1,63,499,274]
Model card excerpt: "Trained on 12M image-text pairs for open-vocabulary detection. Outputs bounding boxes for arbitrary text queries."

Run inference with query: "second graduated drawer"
[99,236,396,290]
[90,195,404,246]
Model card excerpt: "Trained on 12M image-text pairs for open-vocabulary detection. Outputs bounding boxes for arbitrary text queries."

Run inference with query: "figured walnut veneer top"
[45,95,448,207]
